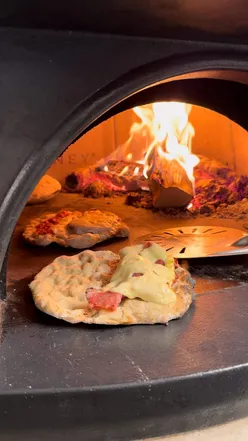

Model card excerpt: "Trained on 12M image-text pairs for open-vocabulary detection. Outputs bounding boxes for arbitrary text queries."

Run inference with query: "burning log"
[147,149,194,208]
[65,160,149,196]
[64,102,198,204]
[64,111,153,197]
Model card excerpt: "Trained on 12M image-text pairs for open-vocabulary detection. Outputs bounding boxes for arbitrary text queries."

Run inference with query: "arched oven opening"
[7,72,248,290]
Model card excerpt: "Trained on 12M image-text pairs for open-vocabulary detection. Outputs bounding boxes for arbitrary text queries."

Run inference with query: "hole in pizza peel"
[211,230,227,235]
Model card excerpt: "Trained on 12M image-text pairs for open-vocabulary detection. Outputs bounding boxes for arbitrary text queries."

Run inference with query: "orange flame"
[96,101,199,190]
[133,166,140,176]
[118,165,129,176]
[132,102,199,184]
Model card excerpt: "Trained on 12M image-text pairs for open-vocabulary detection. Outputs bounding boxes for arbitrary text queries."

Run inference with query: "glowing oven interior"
[50,103,248,212]
[50,103,248,211]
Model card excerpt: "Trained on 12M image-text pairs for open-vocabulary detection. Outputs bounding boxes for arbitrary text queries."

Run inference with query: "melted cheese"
[104,243,176,305]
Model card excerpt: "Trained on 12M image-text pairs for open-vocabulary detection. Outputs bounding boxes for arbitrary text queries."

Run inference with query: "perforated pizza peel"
[135,225,248,259]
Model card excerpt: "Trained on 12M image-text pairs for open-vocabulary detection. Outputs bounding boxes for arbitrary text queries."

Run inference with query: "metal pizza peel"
[135,225,248,259]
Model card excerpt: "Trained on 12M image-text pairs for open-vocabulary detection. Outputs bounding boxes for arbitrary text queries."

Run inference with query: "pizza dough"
[23,209,129,248]
[27,175,61,205]
[29,247,195,325]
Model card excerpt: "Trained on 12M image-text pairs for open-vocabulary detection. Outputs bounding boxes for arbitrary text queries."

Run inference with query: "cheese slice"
[104,243,176,305]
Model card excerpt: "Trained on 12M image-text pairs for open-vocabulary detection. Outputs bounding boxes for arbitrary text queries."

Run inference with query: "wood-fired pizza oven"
[2,2,248,440]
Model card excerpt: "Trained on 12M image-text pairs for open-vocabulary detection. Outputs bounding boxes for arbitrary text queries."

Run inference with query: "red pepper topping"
[55,210,71,219]
[132,272,143,277]
[87,290,123,311]
[35,210,71,235]
[35,221,53,235]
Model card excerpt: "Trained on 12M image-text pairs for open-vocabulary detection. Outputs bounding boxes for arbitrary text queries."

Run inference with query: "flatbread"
[29,249,195,325]
[23,209,129,249]
[27,175,61,205]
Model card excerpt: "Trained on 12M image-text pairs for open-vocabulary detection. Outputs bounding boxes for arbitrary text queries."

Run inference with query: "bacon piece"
[132,272,143,277]
[155,259,165,266]
[87,290,123,311]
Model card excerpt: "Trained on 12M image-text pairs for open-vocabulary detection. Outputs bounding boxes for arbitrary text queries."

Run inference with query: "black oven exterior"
[1,3,248,440]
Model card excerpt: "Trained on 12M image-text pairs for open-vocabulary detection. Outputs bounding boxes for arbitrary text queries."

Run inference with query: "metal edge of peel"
[135,225,248,259]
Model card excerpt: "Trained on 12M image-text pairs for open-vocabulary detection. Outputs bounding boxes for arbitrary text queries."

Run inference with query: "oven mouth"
[5,62,248,301]
[5,54,248,297]
[8,91,248,281]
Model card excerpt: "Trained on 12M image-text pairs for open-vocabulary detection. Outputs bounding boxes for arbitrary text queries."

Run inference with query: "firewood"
[147,150,194,208]
[65,160,149,194]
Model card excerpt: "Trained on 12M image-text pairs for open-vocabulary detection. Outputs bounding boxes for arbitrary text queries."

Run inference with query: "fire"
[96,101,199,198]
[132,102,199,184]
[133,166,140,176]
[118,165,129,176]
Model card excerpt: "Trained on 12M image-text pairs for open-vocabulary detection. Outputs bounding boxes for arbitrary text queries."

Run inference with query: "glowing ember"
[132,102,199,185]
[118,165,129,176]
[103,165,109,172]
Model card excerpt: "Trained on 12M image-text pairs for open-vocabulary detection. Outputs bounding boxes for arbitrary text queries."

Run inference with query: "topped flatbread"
[23,209,129,249]
[27,175,61,205]
[29,242,195,325]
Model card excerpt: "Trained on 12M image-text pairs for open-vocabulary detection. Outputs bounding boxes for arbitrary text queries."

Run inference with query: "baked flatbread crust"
[29,250,195,325]
[27,175,61,205]
[23,209,129,249]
